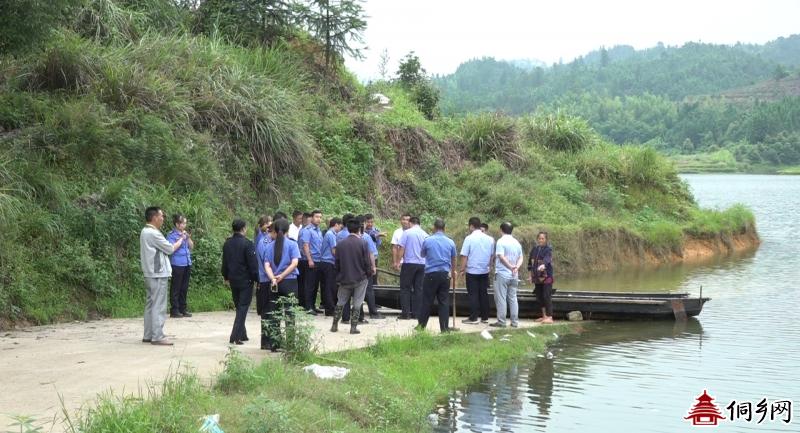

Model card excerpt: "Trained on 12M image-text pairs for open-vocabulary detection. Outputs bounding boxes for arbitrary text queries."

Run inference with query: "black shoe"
[142,339,152,343]
[358,318,369,324]
[234,340,244,345]
[489,322,506,328]
[398,315,413,320]
[370,314,386,320]
[306,309,319,316]
[462,318,480,324]
[325,311,334,317]
[170,312,183,318]
[314,308,324,314]
[180,311,192,318]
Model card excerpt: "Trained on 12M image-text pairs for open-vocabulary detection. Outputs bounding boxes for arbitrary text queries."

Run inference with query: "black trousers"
[230,283,253,343]
[256,281,270,316]
[297,260,308,308]
[535,283,554,316]
[466,273,490,321]
[303,263,322,310]
[317,262,337,314]
[418,272,450,332]
[400,263,425,319]
[169,265,191,314]
[262,279,298,350]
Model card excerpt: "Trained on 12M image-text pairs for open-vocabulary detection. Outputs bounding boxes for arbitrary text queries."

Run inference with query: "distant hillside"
[715,76,800,103]
[435,36,800,170]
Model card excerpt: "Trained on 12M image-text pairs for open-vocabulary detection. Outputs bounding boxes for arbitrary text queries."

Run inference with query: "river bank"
[0,309,569,432]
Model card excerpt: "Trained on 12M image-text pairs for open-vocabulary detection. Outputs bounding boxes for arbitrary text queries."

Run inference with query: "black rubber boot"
[349,307,360,334]
[331,306,343,332]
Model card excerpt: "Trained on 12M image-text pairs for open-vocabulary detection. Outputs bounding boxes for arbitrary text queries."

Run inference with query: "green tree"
[0,0,79,54]
[397,51,426,86]
[194,0,295,46]
[773,64,789,81]
[306,0,367,69]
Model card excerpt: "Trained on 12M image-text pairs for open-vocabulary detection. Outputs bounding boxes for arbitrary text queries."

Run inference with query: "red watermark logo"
[685,390,726,426]
[685,390,793,426]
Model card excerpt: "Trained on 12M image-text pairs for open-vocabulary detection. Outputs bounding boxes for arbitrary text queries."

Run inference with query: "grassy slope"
[0,2,755,328]
[67,327,568,433]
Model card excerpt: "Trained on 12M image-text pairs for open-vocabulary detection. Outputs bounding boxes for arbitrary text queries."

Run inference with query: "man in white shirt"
[491,222,523,328]
[459,217,495,324]
[288,210,303,241]
[390,213,411,268]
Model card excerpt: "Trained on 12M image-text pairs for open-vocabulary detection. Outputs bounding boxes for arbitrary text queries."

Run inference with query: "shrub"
[521,112,597,152]
[214,348,261,394]
[458,112,520,165]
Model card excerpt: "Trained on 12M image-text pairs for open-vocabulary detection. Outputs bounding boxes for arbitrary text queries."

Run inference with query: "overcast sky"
[344,0,800,80]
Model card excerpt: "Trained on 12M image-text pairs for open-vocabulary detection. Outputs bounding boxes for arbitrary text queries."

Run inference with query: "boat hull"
[372,285,709,320]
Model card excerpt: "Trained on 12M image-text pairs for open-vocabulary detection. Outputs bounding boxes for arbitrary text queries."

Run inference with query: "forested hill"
[436,36,800,114]
[435,36,800,169]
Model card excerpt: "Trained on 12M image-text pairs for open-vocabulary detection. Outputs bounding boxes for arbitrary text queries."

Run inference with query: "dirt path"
[1,309,550,432]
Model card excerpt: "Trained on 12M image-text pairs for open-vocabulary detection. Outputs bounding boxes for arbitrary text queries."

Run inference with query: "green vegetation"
[0,0,756,327]
[436,38,800,171]
[64,327,566,433]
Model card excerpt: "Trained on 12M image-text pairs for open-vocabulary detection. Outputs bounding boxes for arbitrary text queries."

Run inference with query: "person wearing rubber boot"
[331,218,373,334]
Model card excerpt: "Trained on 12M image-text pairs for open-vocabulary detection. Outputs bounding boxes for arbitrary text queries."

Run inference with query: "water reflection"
[433,175,800,433]
[435,321,706,433]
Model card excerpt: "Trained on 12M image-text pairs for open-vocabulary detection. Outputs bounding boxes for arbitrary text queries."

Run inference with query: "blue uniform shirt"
[421,231,456,273]
[298,224,323,262]
[264,238,301,279]
[460,230,495,275]
[321,229,338,264]
[336,227,350,244]
[364,233,379,259]
[167,230,192,266]
[366,227,382,247]
[399,225,428,265]
[255,236,275,283]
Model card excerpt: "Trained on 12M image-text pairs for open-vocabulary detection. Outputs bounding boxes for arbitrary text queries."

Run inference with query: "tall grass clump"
[521,112,597,152]
[458,112,521,165]
[684,204,756,237]
[67,369,208,433]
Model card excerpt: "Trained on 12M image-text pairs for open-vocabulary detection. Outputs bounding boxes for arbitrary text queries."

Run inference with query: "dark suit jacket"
[221,233,259,286]
[335,234,373,285]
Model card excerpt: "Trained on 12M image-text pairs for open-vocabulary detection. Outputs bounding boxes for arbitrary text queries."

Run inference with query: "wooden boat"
[371,284,709,320]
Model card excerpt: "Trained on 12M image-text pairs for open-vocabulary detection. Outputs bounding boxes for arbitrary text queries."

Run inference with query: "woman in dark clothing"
[528,232,554,323]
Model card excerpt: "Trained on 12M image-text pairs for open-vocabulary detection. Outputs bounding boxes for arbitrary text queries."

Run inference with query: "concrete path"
[0,309,552,432]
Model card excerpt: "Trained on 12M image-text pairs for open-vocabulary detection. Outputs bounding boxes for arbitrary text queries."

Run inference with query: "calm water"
[433,175,800,432]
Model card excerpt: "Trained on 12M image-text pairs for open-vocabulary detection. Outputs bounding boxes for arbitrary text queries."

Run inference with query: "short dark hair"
[401,213,411,219]
[480,223,489,230]
[346,218,361,233]
[410,216,420,225]
[364,213,374,221]
[328,217,342,228]
[468,216,481,229]
[433,218,446,231]
[273,211,288,221]
[311,209,322,217]
[342,213,355,226]
[292,210,303,218]
[232,219,247,232]
[172,213,186,225]
[145,207,161,222]
[302,212,312,218]
[500,221,513,235]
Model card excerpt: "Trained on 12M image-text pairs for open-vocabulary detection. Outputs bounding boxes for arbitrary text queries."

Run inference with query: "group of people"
[390,214,554,333]
[222,210,388,350]
[138,206,555,349]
